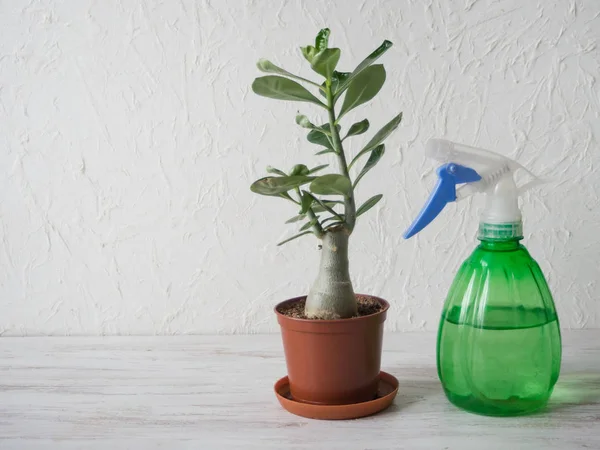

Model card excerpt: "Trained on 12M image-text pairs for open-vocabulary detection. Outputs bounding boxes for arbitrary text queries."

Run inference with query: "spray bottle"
[404,139,561,416]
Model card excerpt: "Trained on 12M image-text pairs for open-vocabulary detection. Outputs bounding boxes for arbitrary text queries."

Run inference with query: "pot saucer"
[274,371,398,420]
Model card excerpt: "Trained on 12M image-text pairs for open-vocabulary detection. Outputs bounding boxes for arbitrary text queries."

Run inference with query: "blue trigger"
[403,163,481,239]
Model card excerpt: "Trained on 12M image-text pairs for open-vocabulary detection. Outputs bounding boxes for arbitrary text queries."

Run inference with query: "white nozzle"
[482,175,521,224]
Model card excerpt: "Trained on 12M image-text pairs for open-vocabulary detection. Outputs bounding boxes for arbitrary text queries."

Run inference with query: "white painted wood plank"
[0,331,599,449]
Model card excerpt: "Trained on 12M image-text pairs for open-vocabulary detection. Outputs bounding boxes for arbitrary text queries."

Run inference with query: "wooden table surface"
[1,331,599,449]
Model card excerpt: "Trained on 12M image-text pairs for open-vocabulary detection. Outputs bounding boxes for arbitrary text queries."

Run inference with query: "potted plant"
[250,28,402,419]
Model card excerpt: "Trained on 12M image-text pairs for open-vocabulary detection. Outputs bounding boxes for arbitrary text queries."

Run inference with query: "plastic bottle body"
[437,238,562,416]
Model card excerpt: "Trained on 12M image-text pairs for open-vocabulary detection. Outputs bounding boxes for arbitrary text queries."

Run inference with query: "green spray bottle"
[404,139,561,416]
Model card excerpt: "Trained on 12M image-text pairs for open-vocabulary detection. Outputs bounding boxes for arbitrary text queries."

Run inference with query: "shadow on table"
[545,371,600,413]
[379,370,600,417]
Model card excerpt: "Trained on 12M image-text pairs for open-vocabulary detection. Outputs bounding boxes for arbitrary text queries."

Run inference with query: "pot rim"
[274,294,390,325]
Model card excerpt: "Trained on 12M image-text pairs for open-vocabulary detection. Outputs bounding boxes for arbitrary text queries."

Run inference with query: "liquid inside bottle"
[437,238,562,416]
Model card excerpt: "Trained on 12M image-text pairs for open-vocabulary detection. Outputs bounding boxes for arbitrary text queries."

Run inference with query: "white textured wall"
[0,0,598,335]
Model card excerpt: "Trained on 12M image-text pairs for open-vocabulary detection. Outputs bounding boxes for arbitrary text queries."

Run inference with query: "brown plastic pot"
[275,294,389,405]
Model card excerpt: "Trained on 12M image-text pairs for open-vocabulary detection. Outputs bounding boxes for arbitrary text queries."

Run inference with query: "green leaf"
[304,192,344,221]
[285,214,306,224]
[296,114,315,129]
[300,218,319,231]
[356,194,383,217]
[354,145,385,187]
[334,40,393,100]
[315,148,335,155]
[312,200,342,212]
[349,113,402,169]
[362,113,402,152]
[310,174,352,196]
[256,59,288,74]
[311,48,341,78]
[345,119,370,139]
[338,65,386,118]
[252,76,324,107]
[266,166,287,176]
[308,132,331,149]
[256,59,320,88]
[301,45,318,63]
[277,231,313,246]
[300,192,313,214]
[290,164,310,176]
[307,124,335,149]
[315,28,330,51]
[308,164,329,174]
[250,175,315,196]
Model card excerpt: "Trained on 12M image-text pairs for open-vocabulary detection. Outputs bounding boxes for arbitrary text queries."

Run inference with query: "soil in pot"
[277,295,383,319]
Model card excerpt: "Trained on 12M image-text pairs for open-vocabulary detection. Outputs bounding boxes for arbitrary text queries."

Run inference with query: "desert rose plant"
[251,29,402,320]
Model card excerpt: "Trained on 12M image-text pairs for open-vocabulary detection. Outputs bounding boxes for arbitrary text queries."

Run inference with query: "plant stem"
[325,83,356,232]
[305,229,356,319]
